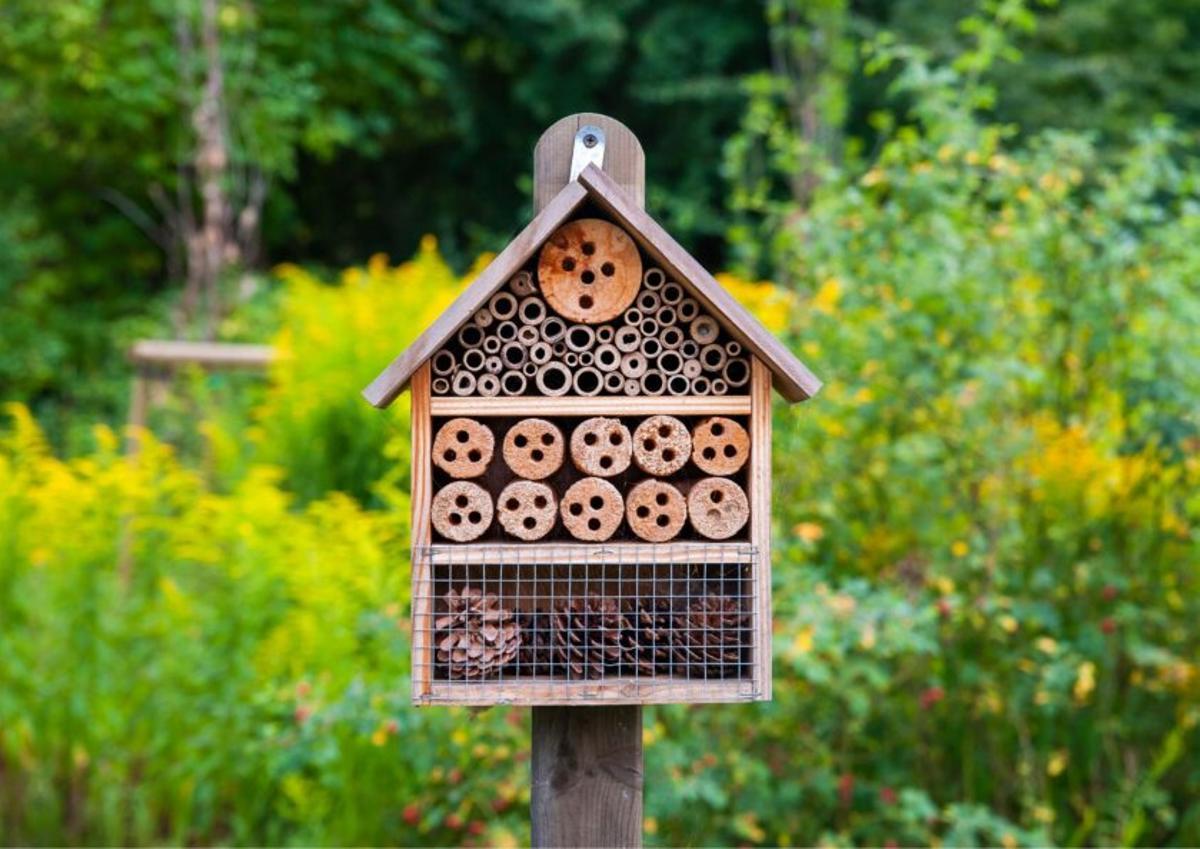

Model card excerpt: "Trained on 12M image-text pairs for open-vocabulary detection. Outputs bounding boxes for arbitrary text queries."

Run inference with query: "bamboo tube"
[509,270,536,296]
[517,324,540,347]
[457,324,485,349]
[710,378,728,395]
[572,367,604,396]
[529,341,553,365]
[666,373,690,396]
[639,317,659,339]
[484,355,503,375]
[690,316,719,345]
[660,325,684,350]
[565,324,595,352]
[482,336,501,354]
[541,315,567,343]
[639,370,666,396]
[723,357,750,388]
[604,371,625,393]
[462,348,486,372]
[595,324,615,344]
[614,325,641,353]
[660,281,684,305]
[477,373,501,397]
[682,358,702,379]
[680,339,700,359]
[535,362,573,397]
[689,375,710,395]
[622,307,643,327]
[620,351,648,378]
[658,350,683,375]
[500,342,526,369]
[657,306,677,326]
[579,350,594,367]
[501,370,527,396]
[623,378,640,396]
[639,335,662,359]
[495,320,518,342]
[725,340,743,357]
[593,343,621,372]
[564,351,579,367]
[522,361,538,377]
[518,296,547,326]
[432,349,457,376]
[642,267,666,290]
[432,377,450,395]
[700,343,727,372]
[636,290,660,314]
[553,341,567,356]
[472,308,494,328]
[452,371,477,396]
[677,298,700,323]
[489,291,518,321]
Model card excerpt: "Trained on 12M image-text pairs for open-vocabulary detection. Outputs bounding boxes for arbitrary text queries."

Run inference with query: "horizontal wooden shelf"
[419,542,756,565]
[429,394,751,417]
[417,676,760,706]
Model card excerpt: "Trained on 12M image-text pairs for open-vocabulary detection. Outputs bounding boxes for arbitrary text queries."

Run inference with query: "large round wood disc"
[537,219,642,324]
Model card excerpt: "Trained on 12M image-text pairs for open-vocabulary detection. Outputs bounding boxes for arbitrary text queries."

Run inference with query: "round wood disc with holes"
[537,219,642,323]
[432,481,494,542]
[432,418,495,478]
[691,416,750,475]
[497,480,557,541]
[687,477,749,540]
[626,480,687,542]
[632,415,691,476]
[570,417,632,477]
[560,477,624,542]
[501,418,564,480]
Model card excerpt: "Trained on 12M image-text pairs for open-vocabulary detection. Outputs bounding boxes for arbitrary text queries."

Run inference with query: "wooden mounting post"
[529,113,646,848]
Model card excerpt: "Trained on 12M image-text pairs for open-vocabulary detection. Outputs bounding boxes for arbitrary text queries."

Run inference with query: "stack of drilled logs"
[430,413,751,542]
[429,217,751,397]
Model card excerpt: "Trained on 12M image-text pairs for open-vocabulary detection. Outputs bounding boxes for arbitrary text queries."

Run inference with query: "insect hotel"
[364,122,820,707]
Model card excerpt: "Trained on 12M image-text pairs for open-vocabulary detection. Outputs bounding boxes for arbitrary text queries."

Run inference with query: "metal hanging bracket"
[569,124,606,183]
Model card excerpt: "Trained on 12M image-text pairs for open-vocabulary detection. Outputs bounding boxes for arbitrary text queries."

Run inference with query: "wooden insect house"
[364,117,820,706]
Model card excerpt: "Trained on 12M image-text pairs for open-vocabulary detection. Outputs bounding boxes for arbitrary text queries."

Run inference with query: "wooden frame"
[410,362,434,701]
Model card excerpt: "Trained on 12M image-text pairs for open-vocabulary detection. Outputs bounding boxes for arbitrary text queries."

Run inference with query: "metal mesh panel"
[414,543,760,702]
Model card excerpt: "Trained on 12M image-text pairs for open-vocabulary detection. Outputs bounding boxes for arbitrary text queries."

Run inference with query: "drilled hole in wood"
[655,492,669,506]
[609,431,622,445]
[724,445,737,458]
[531,449,544,462]
[636,505,650,518]
[580,270,595,285]
[444,449,457,462]
[534,495,548,509]
[656,514,670,527]
[455,495,469,508]
[582,241,595,255]
[467,511,482,524]
[589,495,604,510]
[467,449,481,462]
[587,518,601,531]
[711,422,725,436]
[599,456,612,469]
[449,513,461,525]
[584,432,598,446]
[601,262,615,276]
[514,434,528,448]
[523,516,537,529]
[711,490,724,503]
[569,502,583,516]
[562,257,576,271]
[505,498,519,510]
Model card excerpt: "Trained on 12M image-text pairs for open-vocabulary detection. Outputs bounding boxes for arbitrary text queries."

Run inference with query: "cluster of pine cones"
[434,587,748,681]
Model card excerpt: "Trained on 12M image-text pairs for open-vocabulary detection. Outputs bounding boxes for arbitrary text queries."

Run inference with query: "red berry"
[936,599,952,620]
[1101,585,1119,601]
[448,768,463,785]
[294,705,312,724]
[468,821,486,836]
[880,786,898,805]
[444,813,463,830]
[402,804,420,826]
[838,773,854,806]
[385,719,399,735]
[1101,617,1117,634]
[919,686,945,710]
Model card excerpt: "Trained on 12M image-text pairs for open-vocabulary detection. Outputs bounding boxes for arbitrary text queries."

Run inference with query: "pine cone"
[515,610,556,676]
[434,587,521,680]
[672,594,749,678]
[623,598,677,676]
[552,595,633,679]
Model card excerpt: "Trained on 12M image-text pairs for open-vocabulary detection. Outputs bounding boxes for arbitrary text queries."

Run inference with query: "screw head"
[583,133,598,148]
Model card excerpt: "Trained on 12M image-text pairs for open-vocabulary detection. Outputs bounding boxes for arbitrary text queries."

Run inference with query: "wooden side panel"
[410,362,434,701]
[750,356,773,700]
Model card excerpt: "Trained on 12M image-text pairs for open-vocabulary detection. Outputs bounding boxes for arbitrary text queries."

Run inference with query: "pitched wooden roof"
[363,164,821,407]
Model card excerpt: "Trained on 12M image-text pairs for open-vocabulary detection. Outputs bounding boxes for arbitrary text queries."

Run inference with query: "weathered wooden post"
[362,112,821,847]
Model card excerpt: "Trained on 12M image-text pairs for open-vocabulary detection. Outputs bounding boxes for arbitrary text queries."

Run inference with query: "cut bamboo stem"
[432,350,457,376]
[535,362,572,396]
[501,370,527,396]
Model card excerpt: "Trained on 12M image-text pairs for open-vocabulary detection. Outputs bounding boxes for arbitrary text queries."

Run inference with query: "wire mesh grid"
[414,543,760,702]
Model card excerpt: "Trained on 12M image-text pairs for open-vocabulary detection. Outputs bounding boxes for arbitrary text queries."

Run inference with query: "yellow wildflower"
[1000,615,1019,634]
[951,540,969,558]
[1074,661,1097,703]
[812,277,843,314]
[793,522,824,543]
[1047,750,1068,777]
[1035,637,1058,655]
[792,626,814,655]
